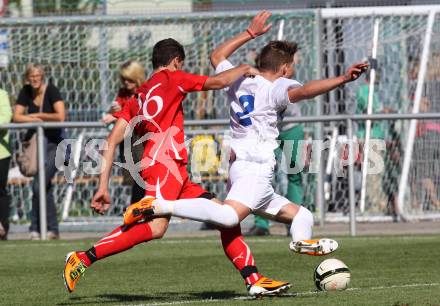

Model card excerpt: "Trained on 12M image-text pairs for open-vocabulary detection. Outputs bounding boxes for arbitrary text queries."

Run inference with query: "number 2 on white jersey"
[236,94,254,126]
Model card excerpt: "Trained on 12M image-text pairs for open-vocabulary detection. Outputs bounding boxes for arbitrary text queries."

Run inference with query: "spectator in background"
[102,60,146,203]
[355,72,385,141]
[13,63,65,240]
[0,88,12,240]
[382,115,402,221]
[412,96,440,210]
[102,60,145,125]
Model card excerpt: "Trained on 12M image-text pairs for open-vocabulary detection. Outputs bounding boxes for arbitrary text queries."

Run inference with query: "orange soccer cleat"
[247,276,291,297]
[289,238,338,256]
[63,252,87,293]
[123,197,155,226]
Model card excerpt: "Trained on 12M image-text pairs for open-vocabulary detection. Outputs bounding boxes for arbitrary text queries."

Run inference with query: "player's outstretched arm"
[210,10,272,68]
[288,62,368,103]
[91,118,127,214]
[203,64,259,90]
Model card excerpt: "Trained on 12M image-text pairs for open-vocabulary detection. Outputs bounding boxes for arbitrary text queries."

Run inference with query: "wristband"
[246,28,256,39]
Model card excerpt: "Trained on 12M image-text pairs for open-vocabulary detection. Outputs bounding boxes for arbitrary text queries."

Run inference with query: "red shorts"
[141,160,209,200]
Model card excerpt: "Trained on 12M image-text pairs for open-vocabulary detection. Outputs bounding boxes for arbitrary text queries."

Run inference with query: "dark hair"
[152,38,185,69]
[256,41,298,73]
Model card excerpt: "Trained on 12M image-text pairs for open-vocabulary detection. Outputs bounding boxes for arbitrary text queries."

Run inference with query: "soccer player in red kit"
[63,38,290,297]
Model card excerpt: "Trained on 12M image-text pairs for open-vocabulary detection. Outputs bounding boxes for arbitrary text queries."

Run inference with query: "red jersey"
[114,69,207,178]
[115,88,134,108]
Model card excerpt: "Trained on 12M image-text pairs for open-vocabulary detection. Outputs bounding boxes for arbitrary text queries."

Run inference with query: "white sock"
[154,198,239,228]
[290,206,313,242]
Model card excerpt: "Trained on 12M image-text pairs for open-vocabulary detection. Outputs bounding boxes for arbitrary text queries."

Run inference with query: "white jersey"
[216,60,302,162]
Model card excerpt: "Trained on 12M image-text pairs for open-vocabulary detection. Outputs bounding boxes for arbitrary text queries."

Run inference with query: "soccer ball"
[314,258,351,291]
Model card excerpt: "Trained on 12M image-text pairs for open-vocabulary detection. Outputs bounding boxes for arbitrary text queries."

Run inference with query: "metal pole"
[324,10,339,226]
[346,118,356,236]
[21,0,33,17]
[314,9,325,226]
[37,126,47,240]
[397,11,436,220]
[360,18,380,214]
[98,0,109,113]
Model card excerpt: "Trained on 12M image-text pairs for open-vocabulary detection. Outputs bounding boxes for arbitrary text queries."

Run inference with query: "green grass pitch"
[0,235,439,305]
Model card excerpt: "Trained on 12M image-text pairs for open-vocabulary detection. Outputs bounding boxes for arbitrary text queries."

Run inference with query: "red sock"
[220,225,262,285]
[77,223,153,267]
[76,251,92,267]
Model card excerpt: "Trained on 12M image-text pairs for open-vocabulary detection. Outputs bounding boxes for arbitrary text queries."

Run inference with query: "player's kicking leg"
[122,182,339,258]
[123,196,155,225]
[274,203,338,256]
[123,197,291,297]
[128,171,339,258]
[289,238,338,256]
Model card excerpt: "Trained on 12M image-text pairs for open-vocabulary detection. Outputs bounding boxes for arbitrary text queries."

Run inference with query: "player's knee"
[150,220,169,239]
[151,227,166,239]
[220,217,239,228]
[218,205,239,228]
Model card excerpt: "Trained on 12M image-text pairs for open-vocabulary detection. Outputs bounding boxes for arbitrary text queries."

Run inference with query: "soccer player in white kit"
[130,11,368,265]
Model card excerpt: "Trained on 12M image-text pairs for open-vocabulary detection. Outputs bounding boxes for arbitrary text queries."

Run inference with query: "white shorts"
[226,159,291,217]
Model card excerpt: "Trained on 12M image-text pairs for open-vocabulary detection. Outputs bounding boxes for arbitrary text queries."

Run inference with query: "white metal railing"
[321,5,440,17]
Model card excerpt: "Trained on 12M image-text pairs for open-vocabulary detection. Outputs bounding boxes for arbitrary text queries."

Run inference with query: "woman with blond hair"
[102,60,146,203]
[13,63,65,240]
[102,60,145,124]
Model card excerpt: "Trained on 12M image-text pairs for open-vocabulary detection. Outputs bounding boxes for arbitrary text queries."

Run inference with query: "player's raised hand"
[248,11,272,37]
[343,62,369,83]
[91,188,111,215]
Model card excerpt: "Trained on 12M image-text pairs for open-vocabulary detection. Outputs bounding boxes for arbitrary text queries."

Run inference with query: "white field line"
[2,235,438,248]
[115,283,440,306]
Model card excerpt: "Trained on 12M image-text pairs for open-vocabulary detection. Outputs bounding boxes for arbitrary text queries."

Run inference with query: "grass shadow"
[187,290,242,300]
[56,293,168,305]
[56,290,243,305]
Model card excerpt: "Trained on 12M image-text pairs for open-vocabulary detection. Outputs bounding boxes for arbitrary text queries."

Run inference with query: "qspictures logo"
[55,129,386,190]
